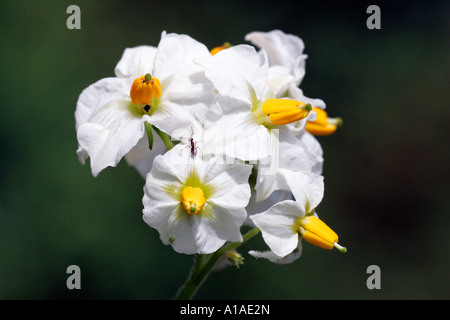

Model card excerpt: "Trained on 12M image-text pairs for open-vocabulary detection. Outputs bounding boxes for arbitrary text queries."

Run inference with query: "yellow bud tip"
[210,42,232,55]
[262,99,311,125]
[305,107,342,136]
[299,216,345,252]
[181,186,206,215]
[130,74,162,107]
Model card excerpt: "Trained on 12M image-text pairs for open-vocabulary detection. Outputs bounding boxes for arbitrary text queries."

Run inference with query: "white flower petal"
[154,32,210,81]
[193,205,246,254]
[168,217,198,254]
[208,159,249,182]
[278,129,316,173]
[280,171,324,212]
[202,95,272,162]
[246,190,292,216]
[250,200,302,257]
[286,118,307,136]
[254,166,289,203]
[125,127,167,178]
[299,132,324,175]
[249,242,303,264]
[143,203,179,229]
[266,65,295,98]
[254,128,315,201]
[145,153,185,193]
[155,144,203,179]
[206,169,252,209]
[76,99,144,177]
[145,100,199,139]
[288,85,326,109]
[156,71,215,124]
[246,29,307,85]
[114,45,157,80]
[75,77,129,130]
[195,44,268,103]
[76,146,89,166]
[145,205,198,255]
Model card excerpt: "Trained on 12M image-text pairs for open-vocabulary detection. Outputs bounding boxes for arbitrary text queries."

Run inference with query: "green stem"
[174,227,260,300]
[153,126,175,150]
[222,227,261,252]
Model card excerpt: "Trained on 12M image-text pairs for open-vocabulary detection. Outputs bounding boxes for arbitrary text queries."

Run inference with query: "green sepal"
[144,121,154,150]
[153,125,176,150]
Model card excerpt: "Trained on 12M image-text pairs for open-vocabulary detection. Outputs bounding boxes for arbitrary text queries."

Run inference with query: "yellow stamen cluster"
[181,186,206,215]
[298,216,346,252]
[130,73,161,107]
[262,99,312,125]
[305,107,343,136]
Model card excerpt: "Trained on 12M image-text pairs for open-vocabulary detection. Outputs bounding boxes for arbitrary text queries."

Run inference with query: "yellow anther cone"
[262,99,311,125]
[210,42,232,55]
[130,73,161,106]
[299,216,346,252]
[181,186,206,215]
[305,107,342,136]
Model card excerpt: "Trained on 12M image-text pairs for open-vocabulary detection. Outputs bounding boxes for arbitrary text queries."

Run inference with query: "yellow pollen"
[181,186,206,215]
[130,73,162,106]
[210,42,232,55]
[262,99,312,125]
[298,216,346,252]
[305,107,343,136]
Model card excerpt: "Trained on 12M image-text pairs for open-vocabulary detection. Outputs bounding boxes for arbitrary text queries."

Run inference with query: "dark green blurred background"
[0,0,448,299]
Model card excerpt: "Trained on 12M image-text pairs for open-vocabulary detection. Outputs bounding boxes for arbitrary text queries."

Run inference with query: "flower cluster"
[75,30,345,264]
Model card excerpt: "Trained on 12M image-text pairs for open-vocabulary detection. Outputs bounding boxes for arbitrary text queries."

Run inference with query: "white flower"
[245,29,328,142]
[142,144,253,255]
[246,30,345,176]
[75,32,214,177]
[245,29,326,108]
[249,170,346,263]
[196,45,320,201]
